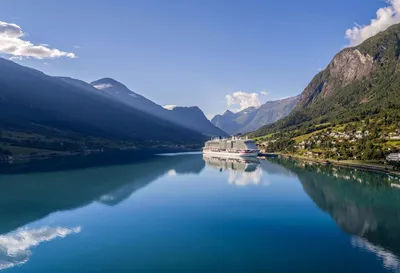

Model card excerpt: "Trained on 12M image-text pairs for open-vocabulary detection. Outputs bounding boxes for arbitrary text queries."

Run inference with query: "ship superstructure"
[203,136,259,157]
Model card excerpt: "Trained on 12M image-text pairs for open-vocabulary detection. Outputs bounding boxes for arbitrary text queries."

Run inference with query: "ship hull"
[202,150,259,158]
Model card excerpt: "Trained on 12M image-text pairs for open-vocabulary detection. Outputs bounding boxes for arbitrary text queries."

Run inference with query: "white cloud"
[0,21,76,59]
[0,226,81,270]
[260,91,269,96]
[226,91,262,111]
[73,45,82,49]
[345,0,400,46]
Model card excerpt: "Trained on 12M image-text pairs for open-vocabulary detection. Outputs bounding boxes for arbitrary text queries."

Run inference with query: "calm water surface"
[0,153,400,272]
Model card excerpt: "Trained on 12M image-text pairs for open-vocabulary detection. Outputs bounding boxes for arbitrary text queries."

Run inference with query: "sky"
[0,0,396,118]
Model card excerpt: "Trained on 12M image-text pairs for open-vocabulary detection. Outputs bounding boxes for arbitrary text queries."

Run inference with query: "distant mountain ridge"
[211,96,300,135]
[0,58,204,144]
[90,78,228,137]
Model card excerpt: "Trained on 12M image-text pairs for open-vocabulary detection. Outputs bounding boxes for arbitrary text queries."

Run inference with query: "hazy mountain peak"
[212,95,300,135]
[91,78,128,91]
[223,110,234,116]
[238,106,258,115]
[90,78,138,97]
[91,77,124,87]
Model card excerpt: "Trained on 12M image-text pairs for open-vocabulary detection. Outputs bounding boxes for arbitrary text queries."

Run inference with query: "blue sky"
[0,0,393,118]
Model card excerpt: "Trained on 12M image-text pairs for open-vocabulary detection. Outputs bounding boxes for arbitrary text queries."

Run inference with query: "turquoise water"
[0,153,399,272]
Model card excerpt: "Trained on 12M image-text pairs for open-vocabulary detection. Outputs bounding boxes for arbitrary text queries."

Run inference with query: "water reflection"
[0,154,204,233]
[0,154,205,270]
[0,226,81,270]
[273,158,400,272]
[203,155,263,186]
[1,154,400,272]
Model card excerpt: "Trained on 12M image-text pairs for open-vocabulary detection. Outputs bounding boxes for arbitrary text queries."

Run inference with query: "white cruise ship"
[203,137,259,157]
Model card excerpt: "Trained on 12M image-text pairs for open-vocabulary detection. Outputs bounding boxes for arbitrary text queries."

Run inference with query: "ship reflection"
[203,155,263,186]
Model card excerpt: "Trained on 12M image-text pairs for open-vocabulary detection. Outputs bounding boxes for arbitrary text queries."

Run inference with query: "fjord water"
[0,154,400,273]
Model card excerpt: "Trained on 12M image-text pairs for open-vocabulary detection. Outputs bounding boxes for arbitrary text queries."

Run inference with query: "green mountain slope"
[252,23,400,138]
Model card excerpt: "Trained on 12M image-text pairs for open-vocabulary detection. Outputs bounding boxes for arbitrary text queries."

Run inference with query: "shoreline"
[279,154,400,177]
[0,146,201,165]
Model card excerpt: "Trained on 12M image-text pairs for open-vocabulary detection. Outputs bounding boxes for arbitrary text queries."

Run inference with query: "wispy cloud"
[0,21,76,59]
[73,45,82,49]
[345,0,400,46]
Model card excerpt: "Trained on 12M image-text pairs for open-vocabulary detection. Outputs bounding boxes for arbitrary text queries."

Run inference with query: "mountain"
[167,106,228,137]
[0,58,203,147]
[211,110,243,135]
[90,78,227,137]
[211,96,300,135]
[251,23,400,138]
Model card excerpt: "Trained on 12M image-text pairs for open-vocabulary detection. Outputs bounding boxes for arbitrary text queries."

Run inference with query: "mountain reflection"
[273,158,400,272]
[0,154,205,234]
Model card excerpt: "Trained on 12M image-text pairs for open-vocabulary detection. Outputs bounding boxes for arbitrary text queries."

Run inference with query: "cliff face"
[297,49,375,108]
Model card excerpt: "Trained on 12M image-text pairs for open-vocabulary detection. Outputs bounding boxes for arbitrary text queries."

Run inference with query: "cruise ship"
[203,137,259,157]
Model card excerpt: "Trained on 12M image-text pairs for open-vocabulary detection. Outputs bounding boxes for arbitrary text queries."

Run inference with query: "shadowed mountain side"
[275,159,400,257]
[90,78,227,137]
[0,58,203,143]
[0,154,205,234]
